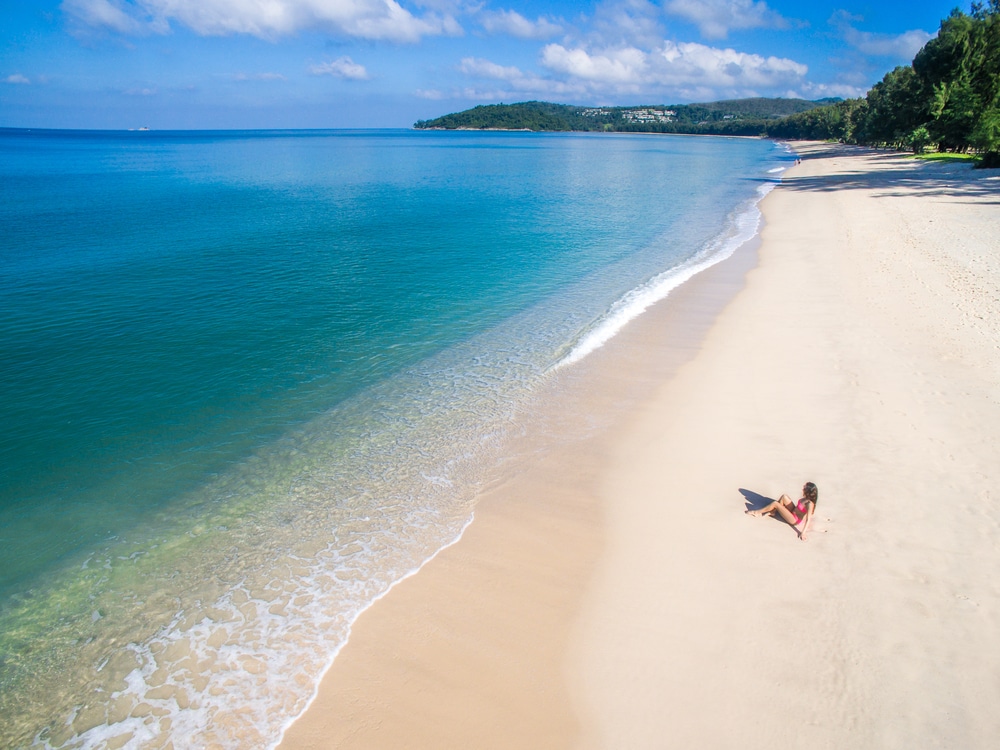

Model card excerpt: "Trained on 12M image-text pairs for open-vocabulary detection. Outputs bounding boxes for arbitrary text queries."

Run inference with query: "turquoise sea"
[0,128,789,748]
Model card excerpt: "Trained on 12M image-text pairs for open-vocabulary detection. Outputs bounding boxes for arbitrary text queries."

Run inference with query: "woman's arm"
[798,502,814,541]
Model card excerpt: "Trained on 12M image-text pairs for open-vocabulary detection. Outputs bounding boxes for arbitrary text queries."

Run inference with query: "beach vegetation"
[910,150,978,161]
[908,126,934,154]
[770,0,1000,166]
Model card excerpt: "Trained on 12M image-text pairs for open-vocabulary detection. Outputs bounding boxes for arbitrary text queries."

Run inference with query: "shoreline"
[277,159,769,749]
[277,166,766,750]
[273,141,777,749]
[280,142,1000,748]
[414,126,768,141]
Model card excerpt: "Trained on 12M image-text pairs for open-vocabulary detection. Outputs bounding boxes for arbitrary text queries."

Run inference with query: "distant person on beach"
[746,482,817,541]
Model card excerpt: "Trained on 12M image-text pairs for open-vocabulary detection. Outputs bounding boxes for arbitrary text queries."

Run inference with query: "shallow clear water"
[0,128,788,748]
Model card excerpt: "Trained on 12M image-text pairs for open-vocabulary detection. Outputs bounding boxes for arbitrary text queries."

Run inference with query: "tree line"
[769,1,1000,166]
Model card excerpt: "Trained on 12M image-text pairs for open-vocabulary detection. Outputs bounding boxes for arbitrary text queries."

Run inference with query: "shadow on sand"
[739,487,773,511]
[782,144,1000,204]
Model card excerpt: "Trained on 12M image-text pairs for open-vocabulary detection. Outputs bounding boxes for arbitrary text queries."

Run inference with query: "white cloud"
[541,45,647,84]
[654,40,806,88]
[450,34,811,103]
[479,9,561,39]
[5,73,31,84]
[123,86,157,95]
[664,0,788,40]
[61,0,461,42]
[310,56,371,80]
[540,40,806,93]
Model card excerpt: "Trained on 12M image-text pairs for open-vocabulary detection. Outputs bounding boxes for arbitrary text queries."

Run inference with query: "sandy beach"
[279,142,1000,749]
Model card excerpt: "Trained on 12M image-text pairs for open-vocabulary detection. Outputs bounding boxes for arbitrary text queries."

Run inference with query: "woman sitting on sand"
[746,482,817,541]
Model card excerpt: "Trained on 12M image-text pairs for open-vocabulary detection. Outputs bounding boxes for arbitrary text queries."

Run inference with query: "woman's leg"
[772,495,801,526]
[746,494,800,526]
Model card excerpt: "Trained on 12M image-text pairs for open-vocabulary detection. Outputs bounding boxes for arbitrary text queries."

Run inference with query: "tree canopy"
[770,1,1000,165]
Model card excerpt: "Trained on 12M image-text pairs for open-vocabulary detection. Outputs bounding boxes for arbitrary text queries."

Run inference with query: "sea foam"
[554,179,777,370]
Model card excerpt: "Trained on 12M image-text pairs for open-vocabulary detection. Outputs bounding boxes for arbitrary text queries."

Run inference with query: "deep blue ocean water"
[0,128,788,748]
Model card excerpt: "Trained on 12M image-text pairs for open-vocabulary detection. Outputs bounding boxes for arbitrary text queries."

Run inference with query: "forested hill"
[413,98,834,136]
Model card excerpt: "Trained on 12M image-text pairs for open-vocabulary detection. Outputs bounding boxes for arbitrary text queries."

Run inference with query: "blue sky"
[0,0,968,129]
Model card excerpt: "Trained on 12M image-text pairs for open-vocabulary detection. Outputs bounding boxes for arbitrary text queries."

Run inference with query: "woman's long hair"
[804,482,819,506]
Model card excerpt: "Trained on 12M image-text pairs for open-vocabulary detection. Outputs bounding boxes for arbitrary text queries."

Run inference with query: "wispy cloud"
[5,73,31,84]
[589,0,665,49]
[797,80,868,99]
[479,9,562,40]
[459,57,524,81]
[439,80,585,102]
[62,0,159,35]
[61,0,462,42]
[232,72,287,82]
[454,55,582,100]
[664,0,789,40]
[831,11,933,60]
[310,57,371,80]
